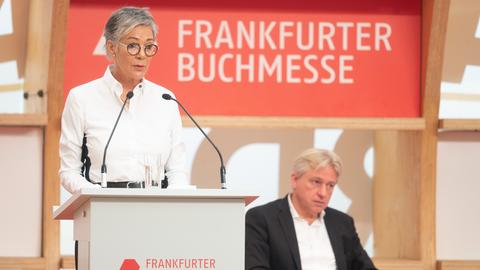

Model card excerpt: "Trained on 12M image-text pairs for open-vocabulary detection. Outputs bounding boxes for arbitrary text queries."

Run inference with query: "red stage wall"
[64,0,421,117]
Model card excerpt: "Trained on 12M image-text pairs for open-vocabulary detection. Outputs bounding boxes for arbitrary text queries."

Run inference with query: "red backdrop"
[64,0,421,117]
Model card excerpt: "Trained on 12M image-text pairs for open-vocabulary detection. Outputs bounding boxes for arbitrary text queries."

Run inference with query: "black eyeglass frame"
[118,42,158,57]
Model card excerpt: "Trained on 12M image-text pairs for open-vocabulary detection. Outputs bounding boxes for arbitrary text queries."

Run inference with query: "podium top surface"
[53,188,258,220]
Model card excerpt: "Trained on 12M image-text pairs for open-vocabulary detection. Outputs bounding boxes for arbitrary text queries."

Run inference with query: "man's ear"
[290,172,297,190]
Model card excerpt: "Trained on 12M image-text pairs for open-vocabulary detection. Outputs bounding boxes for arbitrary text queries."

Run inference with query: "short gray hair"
[104,7,158,43]
[292,148,343,178]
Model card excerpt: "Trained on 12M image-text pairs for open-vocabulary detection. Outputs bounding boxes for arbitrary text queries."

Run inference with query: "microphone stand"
[101,91,134,187]
[162,94,227,189]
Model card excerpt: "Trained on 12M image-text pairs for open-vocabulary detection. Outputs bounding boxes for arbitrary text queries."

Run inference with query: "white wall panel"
[0,127,43,256]
[437,131,480,260]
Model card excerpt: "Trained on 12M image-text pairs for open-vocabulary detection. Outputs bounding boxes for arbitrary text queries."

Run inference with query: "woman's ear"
[106,39,116,60]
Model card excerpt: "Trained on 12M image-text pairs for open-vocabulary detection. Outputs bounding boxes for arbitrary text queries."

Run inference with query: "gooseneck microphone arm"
[101,91,134,188]
[162,93,227,189]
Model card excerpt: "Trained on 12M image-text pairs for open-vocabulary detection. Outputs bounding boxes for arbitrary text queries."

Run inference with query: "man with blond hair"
[245,148,376,270]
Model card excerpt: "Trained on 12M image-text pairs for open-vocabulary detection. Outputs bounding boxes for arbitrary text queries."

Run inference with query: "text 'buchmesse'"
[177,19,393,84]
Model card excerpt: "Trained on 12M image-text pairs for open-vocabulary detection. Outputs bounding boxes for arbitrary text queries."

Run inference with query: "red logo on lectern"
[120,259,140,270]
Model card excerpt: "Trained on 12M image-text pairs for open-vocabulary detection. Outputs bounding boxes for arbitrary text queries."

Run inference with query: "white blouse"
[59,67,188,193]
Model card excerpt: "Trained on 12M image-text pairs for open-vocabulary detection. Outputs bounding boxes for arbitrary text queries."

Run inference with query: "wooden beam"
[437,260,480,270]
[439,119,480,130]
[372,258,423,270]
[0,113,47,126]
[420,0,450,269]
[0,257,45,269]
[60,256,74,269]
[42,0,69,269]
[182,116,426,130]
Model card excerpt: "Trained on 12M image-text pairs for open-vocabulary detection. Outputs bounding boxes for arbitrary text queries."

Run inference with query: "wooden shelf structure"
[0,1,470,270]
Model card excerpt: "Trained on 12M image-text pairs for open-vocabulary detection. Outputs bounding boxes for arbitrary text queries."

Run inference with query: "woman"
[60,7,188,194]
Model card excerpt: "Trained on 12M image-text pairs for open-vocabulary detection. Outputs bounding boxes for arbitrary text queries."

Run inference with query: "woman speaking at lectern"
[59,7,188,194]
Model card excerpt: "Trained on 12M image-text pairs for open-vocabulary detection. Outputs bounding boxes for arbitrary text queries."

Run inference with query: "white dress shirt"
[288,195,337,270]
[59,66,188,193]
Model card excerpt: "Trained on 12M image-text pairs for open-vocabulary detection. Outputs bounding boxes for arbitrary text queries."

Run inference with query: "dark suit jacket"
[245,197,376,270]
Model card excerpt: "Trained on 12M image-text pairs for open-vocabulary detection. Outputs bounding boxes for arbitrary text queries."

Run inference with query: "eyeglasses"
[118,42,158,57]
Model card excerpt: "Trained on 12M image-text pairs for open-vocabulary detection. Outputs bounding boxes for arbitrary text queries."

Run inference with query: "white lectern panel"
[54,189,256,270]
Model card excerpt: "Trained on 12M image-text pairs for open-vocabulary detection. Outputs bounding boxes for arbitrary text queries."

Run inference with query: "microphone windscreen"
[162,94,172,100]
[126,91,134,99]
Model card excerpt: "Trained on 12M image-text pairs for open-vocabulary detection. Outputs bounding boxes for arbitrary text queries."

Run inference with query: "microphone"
[162,93,227,189]
[101,91,134,188]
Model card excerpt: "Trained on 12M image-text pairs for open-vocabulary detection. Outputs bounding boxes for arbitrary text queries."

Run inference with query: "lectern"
[53,188,257,270]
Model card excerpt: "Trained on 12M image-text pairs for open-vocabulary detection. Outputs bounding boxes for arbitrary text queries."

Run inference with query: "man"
[245,148,376,270]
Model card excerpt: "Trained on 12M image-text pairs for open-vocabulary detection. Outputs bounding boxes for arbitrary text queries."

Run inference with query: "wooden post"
[373,130,421,259]
[421,0,450,269]
[23,0,52,113]
[373,1,450,270]
[42,0,69,269]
